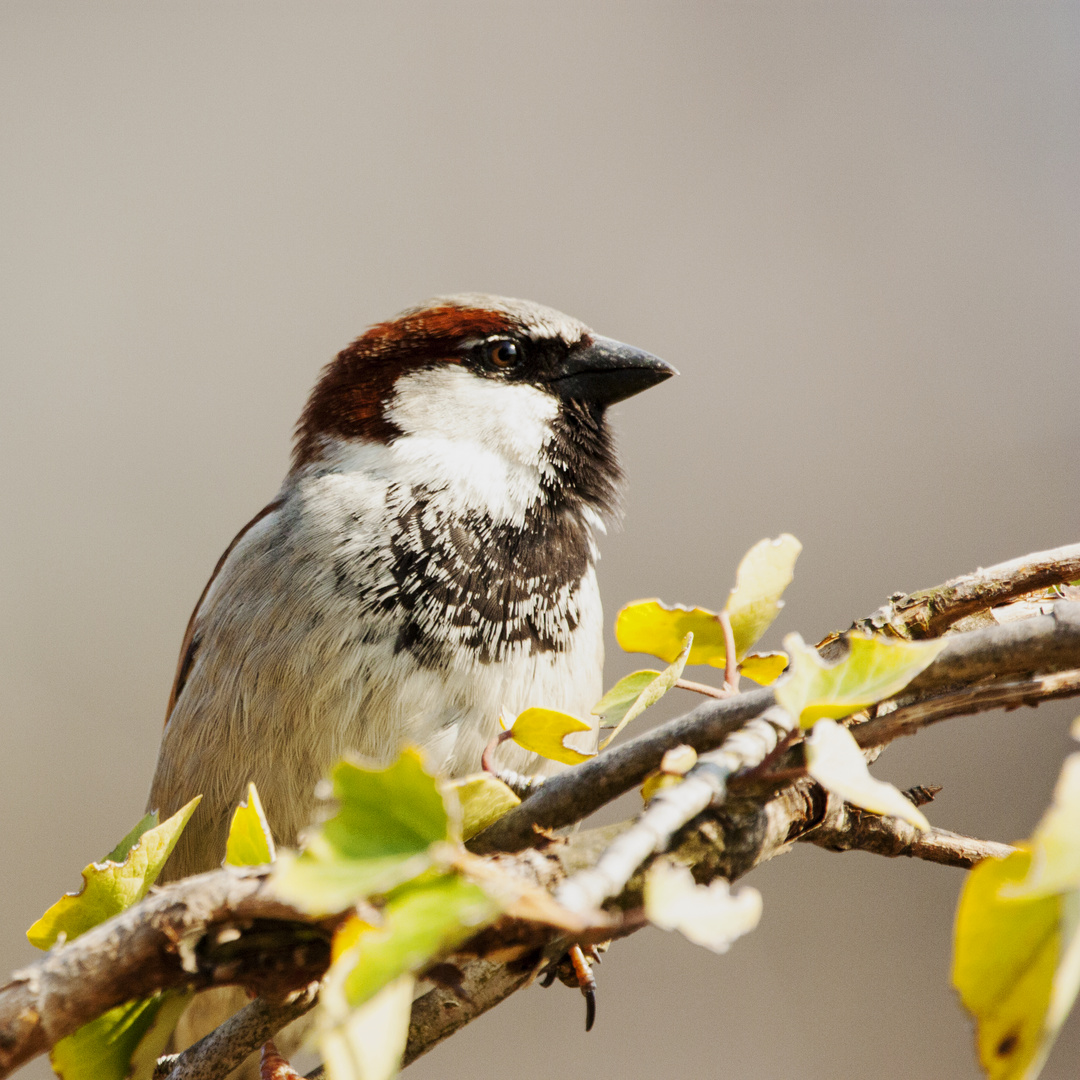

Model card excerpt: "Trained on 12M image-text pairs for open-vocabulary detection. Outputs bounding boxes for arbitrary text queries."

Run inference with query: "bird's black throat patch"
[382,403,620,667]
[384,486,594,666]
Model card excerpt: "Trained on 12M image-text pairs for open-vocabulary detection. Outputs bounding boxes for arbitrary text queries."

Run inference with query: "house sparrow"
[147,294,674,879]
[146,294,673,1067]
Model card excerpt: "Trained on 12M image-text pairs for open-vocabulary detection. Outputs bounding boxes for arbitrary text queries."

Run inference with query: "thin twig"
[470,686,776,854]
[160,987,318,1080]
[479,729,543,796]
[480,729,515,774]
[675,677,729,699]
[853,669,1080,749]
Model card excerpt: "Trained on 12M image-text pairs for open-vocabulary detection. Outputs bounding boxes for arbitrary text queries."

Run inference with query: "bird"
[145,293,674,1064]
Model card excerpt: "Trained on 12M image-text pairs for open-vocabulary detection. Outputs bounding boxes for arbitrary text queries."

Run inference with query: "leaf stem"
[718,609,740,692]
[675,678,729,699]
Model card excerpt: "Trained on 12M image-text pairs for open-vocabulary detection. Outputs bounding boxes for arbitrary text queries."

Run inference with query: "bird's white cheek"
[386,367,559,470]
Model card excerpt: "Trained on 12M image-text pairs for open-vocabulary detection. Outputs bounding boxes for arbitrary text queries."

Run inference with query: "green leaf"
[774,631,944,729]
[318,871,505,1080]
[273,750,452,915]
[591,670,662,725]
[340,873,501,1008]
[27,798,201,950]
[1005,753,1080,900]
[445,774,521,840]
[644,860,762,953]
[803,719,930,831]
[953,850,1080,1080]
[319,972,414,1080]
[599,634,692,749]
[103,812,159,864]
[508,708,595,765]
[50,991,193,1080]
[738,651,788,686]
[614,535,801,668]
[225,782,276,867]
[724,534,802,659]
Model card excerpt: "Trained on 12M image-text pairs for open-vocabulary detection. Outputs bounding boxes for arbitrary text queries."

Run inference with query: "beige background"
[2,3,1079,1077]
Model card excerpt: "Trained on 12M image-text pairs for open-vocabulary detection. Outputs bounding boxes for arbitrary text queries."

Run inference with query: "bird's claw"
[539,943,603,1032]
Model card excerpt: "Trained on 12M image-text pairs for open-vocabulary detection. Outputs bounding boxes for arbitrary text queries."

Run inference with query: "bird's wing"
[164,497,285,725]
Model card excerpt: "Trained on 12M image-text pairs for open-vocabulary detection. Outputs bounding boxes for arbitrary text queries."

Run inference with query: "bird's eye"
[486,339,521,369]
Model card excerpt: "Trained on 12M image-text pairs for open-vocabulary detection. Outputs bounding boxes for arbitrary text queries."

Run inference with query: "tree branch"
[472,602,1080,853]
[798,795,1016,868]
[554,711,790,915]
[853,668,1080,749]
[862,541,1080,638]
[468,685,775,854]
[0,868,333,1079]
[0,772,1023,1077]
[156,987,319,1080]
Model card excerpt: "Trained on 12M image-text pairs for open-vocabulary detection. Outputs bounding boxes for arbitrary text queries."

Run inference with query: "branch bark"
[469,685,775,853]
[158,987,319,1080]
[401,785,1016,1065]
[862,541,1080,638]
[0,868,332,1078]
[554,711,789,915]
[799,795,1016,868]
[853,668,1080,749]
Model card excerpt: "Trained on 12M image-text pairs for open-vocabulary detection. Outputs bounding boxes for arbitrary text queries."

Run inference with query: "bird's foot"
[539,943,606,1032]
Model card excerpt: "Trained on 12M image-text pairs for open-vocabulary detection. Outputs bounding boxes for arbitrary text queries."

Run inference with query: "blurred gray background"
[2,3,1078,1077]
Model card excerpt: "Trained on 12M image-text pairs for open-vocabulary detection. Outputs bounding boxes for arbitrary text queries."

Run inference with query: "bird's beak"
[549,335,678,406]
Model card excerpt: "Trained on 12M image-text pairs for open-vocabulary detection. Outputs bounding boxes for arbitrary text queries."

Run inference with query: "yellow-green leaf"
[774,631,944,729]
[614,535,801,668]
[225,782,276,867]
[445,774,521,840]
[318,870,505,1079]
[50,991,193,1080]
[953,850,1080,1080]
[273,750,452,915]
[28,798,201,950]
[599,634,692,749]
[508,708,595,766]
[1005,753,1080,900]
[724,534,801,657]
[615,601,727,666]
[738,651,788,686]
[591,670,662,724]
[103,812,159,864]
[803,719,929,831]
[320,972,414,1080]
[341,873,501,1008]
[644,860,762,953]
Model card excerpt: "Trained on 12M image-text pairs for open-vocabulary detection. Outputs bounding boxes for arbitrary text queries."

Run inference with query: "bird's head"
[292,294,676,521]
